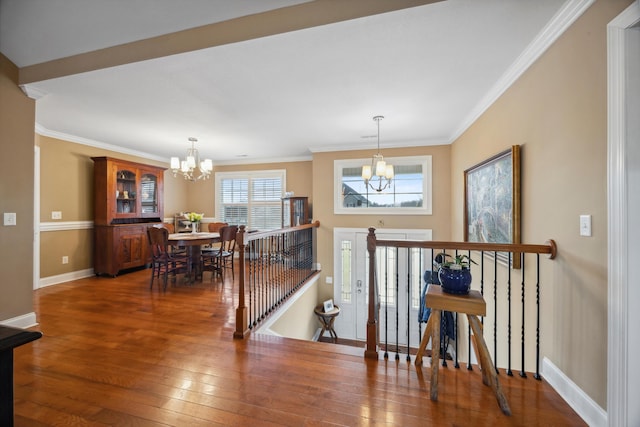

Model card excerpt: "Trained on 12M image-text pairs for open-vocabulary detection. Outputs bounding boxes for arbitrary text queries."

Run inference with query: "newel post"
[234,225,250,338]
[365,227,379,359]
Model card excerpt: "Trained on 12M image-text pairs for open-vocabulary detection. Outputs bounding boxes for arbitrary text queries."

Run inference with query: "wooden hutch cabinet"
[91,157,165,276]
[282,196,309,227]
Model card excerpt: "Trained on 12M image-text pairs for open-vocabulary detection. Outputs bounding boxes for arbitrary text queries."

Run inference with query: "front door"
[333,228,432,343]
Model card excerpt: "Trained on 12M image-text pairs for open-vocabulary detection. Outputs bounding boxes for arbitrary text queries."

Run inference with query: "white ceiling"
[0,0,578,164]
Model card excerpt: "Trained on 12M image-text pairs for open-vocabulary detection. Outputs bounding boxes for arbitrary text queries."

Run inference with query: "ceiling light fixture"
[362,115,394,192]
[170,137,213,181]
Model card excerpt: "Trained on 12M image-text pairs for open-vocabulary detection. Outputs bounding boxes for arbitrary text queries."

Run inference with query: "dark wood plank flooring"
[12,268,586,426]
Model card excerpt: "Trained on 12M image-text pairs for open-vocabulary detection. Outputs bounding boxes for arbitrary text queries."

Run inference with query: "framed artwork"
[323,299,335,312]
[464,145,521,268]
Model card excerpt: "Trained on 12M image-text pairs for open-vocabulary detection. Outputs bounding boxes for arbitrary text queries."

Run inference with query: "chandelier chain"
[362,115,394,192]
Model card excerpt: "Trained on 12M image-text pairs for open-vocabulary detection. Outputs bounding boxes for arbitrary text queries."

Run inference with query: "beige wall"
[312,145,451,302]
[37,135,190,277]
[37,137,313,278]
[267,279,320,340]
[449,0,632,408]
[0,53,35,320]
[185,160,313,218]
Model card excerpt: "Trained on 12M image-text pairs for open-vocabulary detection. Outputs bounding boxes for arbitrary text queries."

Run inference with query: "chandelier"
[362,115,394,192]
[170,137,213,181]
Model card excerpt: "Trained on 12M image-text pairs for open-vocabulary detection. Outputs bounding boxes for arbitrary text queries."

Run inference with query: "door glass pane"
[340,240,352,303]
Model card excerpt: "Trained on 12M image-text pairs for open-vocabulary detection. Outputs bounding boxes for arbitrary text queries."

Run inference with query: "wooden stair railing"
[365,227,557,380]
[234,221,320,339]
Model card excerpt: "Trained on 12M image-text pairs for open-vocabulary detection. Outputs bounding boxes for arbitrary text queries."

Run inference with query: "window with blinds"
[215,170,285,231]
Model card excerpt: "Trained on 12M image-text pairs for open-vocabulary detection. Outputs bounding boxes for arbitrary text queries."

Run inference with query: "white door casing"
[333,228,432,342]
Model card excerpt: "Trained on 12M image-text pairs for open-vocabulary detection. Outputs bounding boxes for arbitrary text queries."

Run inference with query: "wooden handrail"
[239,220,321,243]
[365,227,558,360]
[234,221,320,339]
[374,238,557,259]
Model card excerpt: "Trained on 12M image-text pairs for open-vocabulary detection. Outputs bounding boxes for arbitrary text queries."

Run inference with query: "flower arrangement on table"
[185,212,204,223]
[184,212,204,232]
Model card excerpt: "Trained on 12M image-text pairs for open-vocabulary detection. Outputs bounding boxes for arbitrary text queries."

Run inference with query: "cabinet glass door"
[140,174,158,214]
[282,199,291,227]
[116,169,137,214]
[293,199,304,226]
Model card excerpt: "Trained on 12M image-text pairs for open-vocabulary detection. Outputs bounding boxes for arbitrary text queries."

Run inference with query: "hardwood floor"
[13,268,586,426]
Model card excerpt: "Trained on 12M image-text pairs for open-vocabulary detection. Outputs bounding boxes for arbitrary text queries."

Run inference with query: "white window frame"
[215,169,286,230]
[334,155,432,215]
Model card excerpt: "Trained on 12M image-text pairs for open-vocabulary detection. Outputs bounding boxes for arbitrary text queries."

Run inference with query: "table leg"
[468,314,511,415]
[185,246,203,283]
[415,312,434,366]
[430,308,441,401]
[328,317,338,342]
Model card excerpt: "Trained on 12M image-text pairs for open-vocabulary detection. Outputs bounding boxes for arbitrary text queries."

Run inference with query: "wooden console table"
[0,325,42,426]
[415,285,511,415]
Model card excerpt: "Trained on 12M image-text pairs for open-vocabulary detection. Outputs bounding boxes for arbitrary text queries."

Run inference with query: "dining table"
[168,232,220,282]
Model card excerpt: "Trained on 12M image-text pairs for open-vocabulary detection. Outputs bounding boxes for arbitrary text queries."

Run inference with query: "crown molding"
[35,123,169,163]
[20,84,48,100]
[449,0,596,143]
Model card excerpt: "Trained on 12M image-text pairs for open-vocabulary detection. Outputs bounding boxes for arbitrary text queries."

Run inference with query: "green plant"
[436,253,477,270]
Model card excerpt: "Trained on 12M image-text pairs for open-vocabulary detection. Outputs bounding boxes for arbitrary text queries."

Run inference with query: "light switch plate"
[580,215,591,237]
[3,212,16,226]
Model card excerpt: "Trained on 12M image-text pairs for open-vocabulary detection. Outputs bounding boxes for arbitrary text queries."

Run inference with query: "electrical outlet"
[51,211,62,219]
[325,276,333,284]
[62,256,69,264]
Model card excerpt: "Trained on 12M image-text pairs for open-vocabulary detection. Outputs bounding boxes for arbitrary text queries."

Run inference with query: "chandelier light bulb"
[170,137,213,181]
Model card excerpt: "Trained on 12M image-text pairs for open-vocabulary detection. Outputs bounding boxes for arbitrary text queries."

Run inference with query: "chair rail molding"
[40,221,94,232]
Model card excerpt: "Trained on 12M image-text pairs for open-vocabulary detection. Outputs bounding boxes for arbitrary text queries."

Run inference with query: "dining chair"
[208,222,228,232]
[201,225,238,280]
[147,226,188,291]
[156,223,186,255]
[201,222,228,254]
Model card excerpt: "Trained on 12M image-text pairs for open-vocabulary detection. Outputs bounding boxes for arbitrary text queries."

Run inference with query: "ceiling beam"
[19,0,442,85]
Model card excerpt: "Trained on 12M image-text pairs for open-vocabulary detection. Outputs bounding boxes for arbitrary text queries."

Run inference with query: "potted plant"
[436,253,477,295]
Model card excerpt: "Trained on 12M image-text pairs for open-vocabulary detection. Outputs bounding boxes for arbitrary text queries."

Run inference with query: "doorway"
[332,228,432,342]
[607,4,640,425]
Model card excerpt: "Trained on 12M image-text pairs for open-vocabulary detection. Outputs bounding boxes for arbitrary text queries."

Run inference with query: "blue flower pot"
[438,267,472,295]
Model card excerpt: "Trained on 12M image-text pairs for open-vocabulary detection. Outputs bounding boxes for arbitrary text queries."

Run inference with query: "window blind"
[216,170,285,231]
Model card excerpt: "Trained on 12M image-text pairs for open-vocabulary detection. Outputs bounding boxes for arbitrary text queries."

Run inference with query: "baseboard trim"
[542,357,606,427]
[0,312,38,329]
[39,268,95,288]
